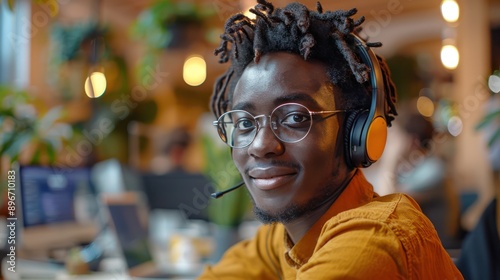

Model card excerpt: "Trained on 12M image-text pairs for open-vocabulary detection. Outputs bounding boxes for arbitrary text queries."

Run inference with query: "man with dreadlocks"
[199,1,462,279]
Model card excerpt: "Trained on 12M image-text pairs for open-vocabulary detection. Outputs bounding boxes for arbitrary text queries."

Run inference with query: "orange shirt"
[199,171,463,279]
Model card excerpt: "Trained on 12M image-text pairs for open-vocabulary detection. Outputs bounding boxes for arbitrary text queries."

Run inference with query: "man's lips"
[248,166,297,191]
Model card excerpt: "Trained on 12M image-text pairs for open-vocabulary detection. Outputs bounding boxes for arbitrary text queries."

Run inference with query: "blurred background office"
[0,0,499,278]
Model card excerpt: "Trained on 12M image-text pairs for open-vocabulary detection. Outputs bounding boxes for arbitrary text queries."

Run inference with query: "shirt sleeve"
[197,224,281,280]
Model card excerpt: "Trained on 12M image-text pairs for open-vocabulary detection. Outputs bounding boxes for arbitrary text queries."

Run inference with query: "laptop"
[100,192,204,279]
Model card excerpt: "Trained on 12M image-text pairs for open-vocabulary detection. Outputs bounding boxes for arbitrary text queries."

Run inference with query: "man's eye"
[235,119,255,130]
[281,113,310,126]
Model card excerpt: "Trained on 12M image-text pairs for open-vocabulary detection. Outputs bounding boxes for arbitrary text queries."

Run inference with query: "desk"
[1,258,198,280]
[20,222,99,252]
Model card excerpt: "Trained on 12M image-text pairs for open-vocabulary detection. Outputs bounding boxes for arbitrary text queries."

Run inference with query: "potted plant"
[0,85,72,165]
[0,85,76,222]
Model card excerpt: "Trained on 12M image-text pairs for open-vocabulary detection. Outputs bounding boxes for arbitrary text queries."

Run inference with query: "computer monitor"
[91,158,144,194]
[140,171,214,221]
[17,165,99,252]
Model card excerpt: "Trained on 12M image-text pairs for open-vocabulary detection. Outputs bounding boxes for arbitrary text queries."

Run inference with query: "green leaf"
[31,145,41,165]
[0,131,17,155]
[36,106,63,132]
[150,0,175,23]
[31,139,57,164]
[7,0,15,11]
[4,131,33,161]
[488,128,500,147]
[47,144,56,163]
[475,109,500,130]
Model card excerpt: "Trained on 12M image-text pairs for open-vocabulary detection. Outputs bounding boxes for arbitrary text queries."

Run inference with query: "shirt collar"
[283,170,376,268]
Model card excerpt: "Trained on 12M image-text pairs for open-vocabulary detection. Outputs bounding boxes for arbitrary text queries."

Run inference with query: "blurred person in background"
[151,127,192,174]
[456,92,500,279]
[391,101,462,249]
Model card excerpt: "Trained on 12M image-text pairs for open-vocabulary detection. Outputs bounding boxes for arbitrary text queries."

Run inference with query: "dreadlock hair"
[211,0,397,126]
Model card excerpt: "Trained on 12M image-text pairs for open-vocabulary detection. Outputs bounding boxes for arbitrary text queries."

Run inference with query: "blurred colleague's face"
[231,52,350,224]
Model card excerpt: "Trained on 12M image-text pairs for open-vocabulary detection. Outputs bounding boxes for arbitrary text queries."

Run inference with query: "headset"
[344,34,388,168]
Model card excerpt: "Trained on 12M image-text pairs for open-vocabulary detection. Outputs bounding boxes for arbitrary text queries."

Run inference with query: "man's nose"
[248,117,284,157]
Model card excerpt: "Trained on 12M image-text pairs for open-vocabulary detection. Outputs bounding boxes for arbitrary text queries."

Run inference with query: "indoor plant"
[0,85,72,165]
[129,0,217,79]
[199,114,251,262]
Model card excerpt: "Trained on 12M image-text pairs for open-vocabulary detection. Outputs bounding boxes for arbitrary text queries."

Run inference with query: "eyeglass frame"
[212,102,348,148]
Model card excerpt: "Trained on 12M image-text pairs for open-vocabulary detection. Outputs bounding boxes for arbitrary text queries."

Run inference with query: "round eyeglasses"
[212,103,347,148]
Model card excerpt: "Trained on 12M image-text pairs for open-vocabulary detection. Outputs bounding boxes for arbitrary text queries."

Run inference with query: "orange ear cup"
[366,116,387,162]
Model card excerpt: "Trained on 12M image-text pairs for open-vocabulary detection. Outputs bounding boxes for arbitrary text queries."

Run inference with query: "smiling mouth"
[251,175,295,191]
[248,167,297,191]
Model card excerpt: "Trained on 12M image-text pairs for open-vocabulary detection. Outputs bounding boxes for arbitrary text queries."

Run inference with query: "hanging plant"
[129,0,217,79]
[50,22,105,65]
[130,0,215,49]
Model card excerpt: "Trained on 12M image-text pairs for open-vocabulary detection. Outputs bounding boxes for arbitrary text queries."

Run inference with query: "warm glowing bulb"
[488,74,500,93]
[447,116,463,136]
[183,55,206,86]
[244,9,256,20]
[84,72,107,98]
[417,96,435,117]
[440,44,459,70]
[441,0,459,23]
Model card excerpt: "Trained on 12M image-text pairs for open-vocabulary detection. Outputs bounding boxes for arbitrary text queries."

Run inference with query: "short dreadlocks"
[211,0,397,125]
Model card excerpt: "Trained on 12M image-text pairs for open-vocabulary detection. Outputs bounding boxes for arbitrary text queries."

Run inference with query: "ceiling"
[55,0,499,77]
[98,0,500,20]
[94,0,500,22]
[98,0,441,21]
[91,0,500,52]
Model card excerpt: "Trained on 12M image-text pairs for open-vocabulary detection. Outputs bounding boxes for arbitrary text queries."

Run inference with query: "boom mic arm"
[210,181,245,199]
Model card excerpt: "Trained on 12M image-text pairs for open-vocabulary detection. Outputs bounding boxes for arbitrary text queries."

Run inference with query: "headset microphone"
[211,181,245,199]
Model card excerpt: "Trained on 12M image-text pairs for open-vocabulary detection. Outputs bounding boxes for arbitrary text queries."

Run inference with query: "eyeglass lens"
[217,104,313,148]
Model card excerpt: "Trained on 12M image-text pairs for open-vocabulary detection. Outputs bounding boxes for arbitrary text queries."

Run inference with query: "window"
[0,0,30,87]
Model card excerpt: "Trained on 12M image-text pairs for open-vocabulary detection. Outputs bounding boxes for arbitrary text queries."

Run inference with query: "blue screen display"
[19,166,94,228]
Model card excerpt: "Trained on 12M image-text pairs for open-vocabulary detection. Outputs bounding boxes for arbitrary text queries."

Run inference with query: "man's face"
[231,52,351,224]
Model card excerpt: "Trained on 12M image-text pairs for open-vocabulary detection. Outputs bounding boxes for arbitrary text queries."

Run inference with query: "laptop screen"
[102,193,154,269]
